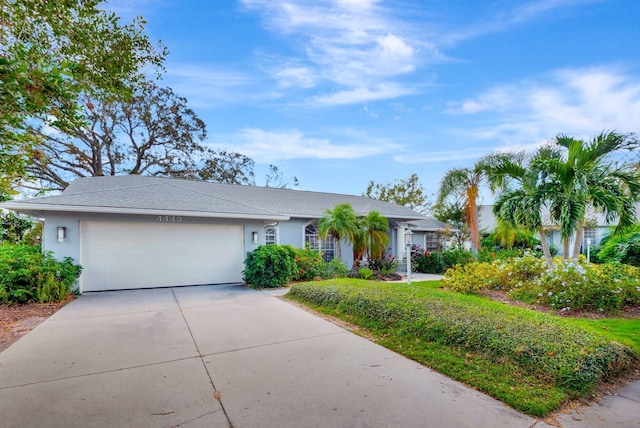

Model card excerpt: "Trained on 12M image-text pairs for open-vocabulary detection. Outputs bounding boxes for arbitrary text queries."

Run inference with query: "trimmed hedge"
[287,280,638,412]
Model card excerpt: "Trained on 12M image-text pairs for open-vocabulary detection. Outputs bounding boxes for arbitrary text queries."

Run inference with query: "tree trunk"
[572,226,584,260]
[562,237,570,260]
[538,229,554,270]
[468,190,480,257]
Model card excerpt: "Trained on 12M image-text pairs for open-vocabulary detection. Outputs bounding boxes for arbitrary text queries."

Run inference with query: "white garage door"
[80,221,244,292]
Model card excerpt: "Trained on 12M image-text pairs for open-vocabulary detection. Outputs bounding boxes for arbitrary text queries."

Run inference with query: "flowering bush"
[291,246,326,281]
[367,254,399,275]
[412,250,445,273]
[444,254,640,313]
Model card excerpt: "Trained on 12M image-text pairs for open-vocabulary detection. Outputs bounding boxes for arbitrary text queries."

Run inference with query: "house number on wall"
[156,215,183,222]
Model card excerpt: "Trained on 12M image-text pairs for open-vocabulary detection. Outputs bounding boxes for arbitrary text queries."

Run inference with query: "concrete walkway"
[0,283,556,427]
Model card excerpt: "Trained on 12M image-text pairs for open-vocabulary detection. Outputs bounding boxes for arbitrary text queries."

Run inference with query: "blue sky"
[108,0,640,202]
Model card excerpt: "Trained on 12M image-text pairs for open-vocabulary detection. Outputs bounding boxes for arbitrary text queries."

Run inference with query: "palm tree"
[359,211,390,259]
[436,153,514,256]
[318,203,359,262]
[543,131,639,259]
[491,149,557,269]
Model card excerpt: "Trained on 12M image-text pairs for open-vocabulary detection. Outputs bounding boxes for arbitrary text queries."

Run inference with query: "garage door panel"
[80,222,244,292]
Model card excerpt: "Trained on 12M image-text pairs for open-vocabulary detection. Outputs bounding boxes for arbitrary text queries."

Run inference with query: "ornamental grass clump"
[287,280,638,415]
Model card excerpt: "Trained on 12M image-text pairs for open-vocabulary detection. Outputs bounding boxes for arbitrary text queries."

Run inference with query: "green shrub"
[244,245,349,287]
[324,258,349,278]
[0,244,82,304]
[413,250,445,274]
[598,225,640,266]
[291,246,326,281]
[243,245,295,288]
[444,262,500,294]
[440,247,474,269]
[358,267,374,280]
[444,254,639,313]
[367,254,399,275]
[287,280,638,414]
[513,260,639,313]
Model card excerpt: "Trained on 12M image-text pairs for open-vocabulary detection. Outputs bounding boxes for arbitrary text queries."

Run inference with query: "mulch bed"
[0,296,75,352]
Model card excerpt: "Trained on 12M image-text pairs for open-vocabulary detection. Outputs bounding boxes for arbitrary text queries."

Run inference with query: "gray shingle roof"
[408,217,448,231]
[3,175,430,221]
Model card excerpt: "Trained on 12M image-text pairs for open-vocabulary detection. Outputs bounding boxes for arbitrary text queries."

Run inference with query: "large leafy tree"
[25,82,208,190]
[1,0,166,195]
[318,203,359,262]
[543,132,640,259]
[197,149,255,185]
[364,173,430,214]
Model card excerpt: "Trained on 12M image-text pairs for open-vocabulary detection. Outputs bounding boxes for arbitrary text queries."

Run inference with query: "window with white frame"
[583,228,598,248]
[424,231,439,252]
[304,223,335,261]
[265,226,278,245]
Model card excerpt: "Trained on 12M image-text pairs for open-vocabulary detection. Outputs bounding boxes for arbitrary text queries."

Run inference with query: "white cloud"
[272,65,316,88]
[163,65,275,108]
[444,67,640,147]
[208,128,401,162]
[313,83,415,105]
[240,0,429,104]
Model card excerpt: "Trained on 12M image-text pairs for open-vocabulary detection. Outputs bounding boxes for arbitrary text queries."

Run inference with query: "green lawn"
[563,318,640,354]
[286,279,639,417]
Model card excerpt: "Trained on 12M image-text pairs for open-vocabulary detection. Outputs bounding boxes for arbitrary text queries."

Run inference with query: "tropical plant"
[543,132,639,259]
[436,153,515,256]
[491,148,557,269]
[598,225,640,266]
[489,218,536,250]
[355,211,390,260]
[318,203,359,262]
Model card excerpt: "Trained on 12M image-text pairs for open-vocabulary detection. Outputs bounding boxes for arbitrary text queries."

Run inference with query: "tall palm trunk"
[467,186,480,257]
[333,234,342,262]
[572,226,584,260]
[538,228,554,269]
[562,238,570,260]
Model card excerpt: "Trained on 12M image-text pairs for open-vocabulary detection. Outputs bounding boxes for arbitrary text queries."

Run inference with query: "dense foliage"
[287,279,638,415]
[363,173,430,214]
[0,211,36,244]
[597,225,640,266]
[444,254,640,313]
[243,245,348,288]
[1,0,166,196]
[0,244,82,304]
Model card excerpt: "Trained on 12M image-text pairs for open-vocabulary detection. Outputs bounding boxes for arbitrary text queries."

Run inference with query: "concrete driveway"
[0,284,549,428]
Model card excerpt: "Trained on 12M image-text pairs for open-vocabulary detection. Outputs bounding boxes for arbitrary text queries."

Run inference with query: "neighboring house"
[407,217,449,252]
[478,203,640,255]
[0,175,430,292]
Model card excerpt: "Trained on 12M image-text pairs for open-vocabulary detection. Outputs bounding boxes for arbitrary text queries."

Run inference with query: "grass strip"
[286,279,638,417]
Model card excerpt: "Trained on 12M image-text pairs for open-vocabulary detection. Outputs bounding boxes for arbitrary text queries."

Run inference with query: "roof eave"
[0,203,289,221]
